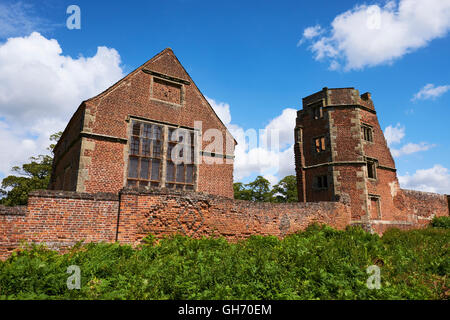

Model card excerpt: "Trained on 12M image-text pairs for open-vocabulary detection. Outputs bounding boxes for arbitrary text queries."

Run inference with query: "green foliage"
[272,175,298,203]
[234,175,298,202]
[234,176,273,202]
[1,225,448,300]
[233,182,251,200]
[0,132,62,206]
[245,176,273,202]
[431,216,450,229]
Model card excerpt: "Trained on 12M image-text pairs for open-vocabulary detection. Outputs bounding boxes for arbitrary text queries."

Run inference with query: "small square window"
[314,137,326,153]
[315,175,328,189]
[313,106,323,120]
[367,160,377,179]
[369,196,381,220]
[361,125,373,142]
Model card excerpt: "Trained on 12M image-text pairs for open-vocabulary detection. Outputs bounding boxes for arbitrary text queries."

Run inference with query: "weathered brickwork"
[0,189,352,260]
[116,189,352,245]
[294,87,449,232]
[49,48,235,198]
[0,191,119,259]
[1,186,447,260]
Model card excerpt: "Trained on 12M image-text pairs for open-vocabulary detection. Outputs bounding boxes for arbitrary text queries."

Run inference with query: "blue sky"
[0,0,449,193]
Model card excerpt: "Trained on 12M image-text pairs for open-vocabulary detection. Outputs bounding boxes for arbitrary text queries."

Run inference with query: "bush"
[431,216,450,229]
[0,225,448,300]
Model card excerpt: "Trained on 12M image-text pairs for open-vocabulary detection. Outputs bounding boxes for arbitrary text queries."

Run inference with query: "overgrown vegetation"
[431,216,450,229]
[0,224,448,300]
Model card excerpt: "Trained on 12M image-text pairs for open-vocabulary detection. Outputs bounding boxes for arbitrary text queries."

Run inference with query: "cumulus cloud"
[206,97,232,126]
[0,32,124,177]
[398,165,450,194]
[412,83,450,101]
[384,123,405,146]
[384,123,434,157]
[299,0,450,70]
[206,97,296,183]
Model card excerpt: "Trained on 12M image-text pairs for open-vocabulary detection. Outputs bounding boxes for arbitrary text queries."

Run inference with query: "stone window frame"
[313,174,329,191]
[127,120,165,189]
[368,194,382,220]
[294,126,303,143]
[365,157,378,181]
[165,126,197,191]
[125,117,199,191]
[149,75,186,108]
[361,123,374,143]
[308,100,325,120]
[312,135,327,154]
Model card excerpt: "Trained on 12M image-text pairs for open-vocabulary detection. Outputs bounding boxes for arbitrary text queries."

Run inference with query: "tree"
[246,176,273,202]
[233,182,251,200]
[272,175,298,203]
[234,176,275,202]
[234,175,299,203]
[0,132,62,206]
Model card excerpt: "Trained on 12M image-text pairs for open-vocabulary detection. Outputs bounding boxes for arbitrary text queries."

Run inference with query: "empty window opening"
[314,136,326,153]
[369,196,381,220]
[313,106,323,120]
[315,175,328,189]
[361,125,373,142]
[295,127,303,143]
[367,159,377,179]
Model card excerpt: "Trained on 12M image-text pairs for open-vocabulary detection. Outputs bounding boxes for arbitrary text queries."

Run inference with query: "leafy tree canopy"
[0,132,62,206]
[233,175,298,203]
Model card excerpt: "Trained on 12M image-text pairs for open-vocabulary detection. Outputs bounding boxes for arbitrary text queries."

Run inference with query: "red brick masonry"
[1,188,448,260]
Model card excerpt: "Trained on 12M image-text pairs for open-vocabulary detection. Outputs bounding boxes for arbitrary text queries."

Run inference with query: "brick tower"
[294,87,400,226]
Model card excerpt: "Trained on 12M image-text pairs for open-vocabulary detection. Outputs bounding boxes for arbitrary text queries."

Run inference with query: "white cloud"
[398,165,450,194]
[390,142,435,157]
[412,83,450,101]
[384,123,434,157]
[206,97,232,125]
[384,123,405,146]
[300,0,450,71]
[0,2,51,38]
[0,32,124,177]
[297,25,323,46]
[260,108,297,150]
[206,97,296,183]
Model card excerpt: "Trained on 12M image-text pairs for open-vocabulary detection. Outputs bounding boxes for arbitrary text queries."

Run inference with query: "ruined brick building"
[48,48,235,198]
[294,87,449,233]
[1,49,448,259]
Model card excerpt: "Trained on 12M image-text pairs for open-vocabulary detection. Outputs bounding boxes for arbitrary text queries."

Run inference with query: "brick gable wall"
[50,48,235,198]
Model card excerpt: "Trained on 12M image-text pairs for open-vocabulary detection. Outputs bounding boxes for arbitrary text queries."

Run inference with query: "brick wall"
[0,191,119,259]
[0,189,351,260]
[1,188,448,260]
[116,189,352,245]
[0,206,27,259]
